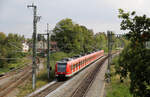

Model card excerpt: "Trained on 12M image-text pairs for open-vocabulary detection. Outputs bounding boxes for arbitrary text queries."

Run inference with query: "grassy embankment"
[17,51,77,97]
[0,56,32,74]
[106,56,133,97]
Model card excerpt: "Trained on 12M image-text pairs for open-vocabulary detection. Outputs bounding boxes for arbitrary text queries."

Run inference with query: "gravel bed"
[85,59,108,97]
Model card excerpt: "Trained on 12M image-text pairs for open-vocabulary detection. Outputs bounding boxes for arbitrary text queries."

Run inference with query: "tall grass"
[106,56,133,97]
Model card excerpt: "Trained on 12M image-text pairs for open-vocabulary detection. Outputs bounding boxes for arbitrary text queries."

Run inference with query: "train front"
[55,61,67,79]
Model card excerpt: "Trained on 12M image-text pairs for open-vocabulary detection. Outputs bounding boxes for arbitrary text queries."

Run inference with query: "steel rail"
[70,56,108,97]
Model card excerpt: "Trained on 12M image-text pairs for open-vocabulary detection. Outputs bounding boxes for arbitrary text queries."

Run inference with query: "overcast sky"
[0,0,150,37]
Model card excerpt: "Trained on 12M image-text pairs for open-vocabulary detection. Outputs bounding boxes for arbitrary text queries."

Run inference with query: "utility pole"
[27,4,40,89]
[107,31,112,83]
[47,23,50,80]
[37,24,51,80]
[43,36,45,55]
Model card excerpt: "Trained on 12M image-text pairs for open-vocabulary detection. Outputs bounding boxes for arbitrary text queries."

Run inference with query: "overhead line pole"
[27,3,39,89]
[107,31,112,83]
[37,23,51,80]
[47,23,50,80]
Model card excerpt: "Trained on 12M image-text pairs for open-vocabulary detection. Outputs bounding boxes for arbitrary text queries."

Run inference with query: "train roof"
[57,50,104,64]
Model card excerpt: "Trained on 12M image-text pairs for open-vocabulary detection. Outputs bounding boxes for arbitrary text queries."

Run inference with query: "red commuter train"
[55,50,104,79]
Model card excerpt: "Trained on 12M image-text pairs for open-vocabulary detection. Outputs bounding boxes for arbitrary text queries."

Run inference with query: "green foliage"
[94,32,107,50]
[0,32,25,68]
[52,18,95,53]
[117,9,150,97]
[0,68,10,74]
[106,60,132,97]
[106,78,132,97]
[111,56,119,66]
[17,80,34,97]
[52,18,127,54]
[50,52,68,61]
[118,9,150,44]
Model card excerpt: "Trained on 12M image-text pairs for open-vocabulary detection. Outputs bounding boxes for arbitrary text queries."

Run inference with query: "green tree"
[94,32,107,50]
[52,18,76,53]
[0,33,25,68]
[52,18,95,54]
[116,9,150,97]
[80,26,94,53]
[0,32,7,67]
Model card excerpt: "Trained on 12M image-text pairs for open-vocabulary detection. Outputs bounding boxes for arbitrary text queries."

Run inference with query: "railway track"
[0,63,31,80]
[30,81,65,97]
[70,56,107,97]
[0,65,32,97]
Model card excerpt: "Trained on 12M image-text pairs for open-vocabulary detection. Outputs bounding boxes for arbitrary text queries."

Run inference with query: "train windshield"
[57,63,67,72]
